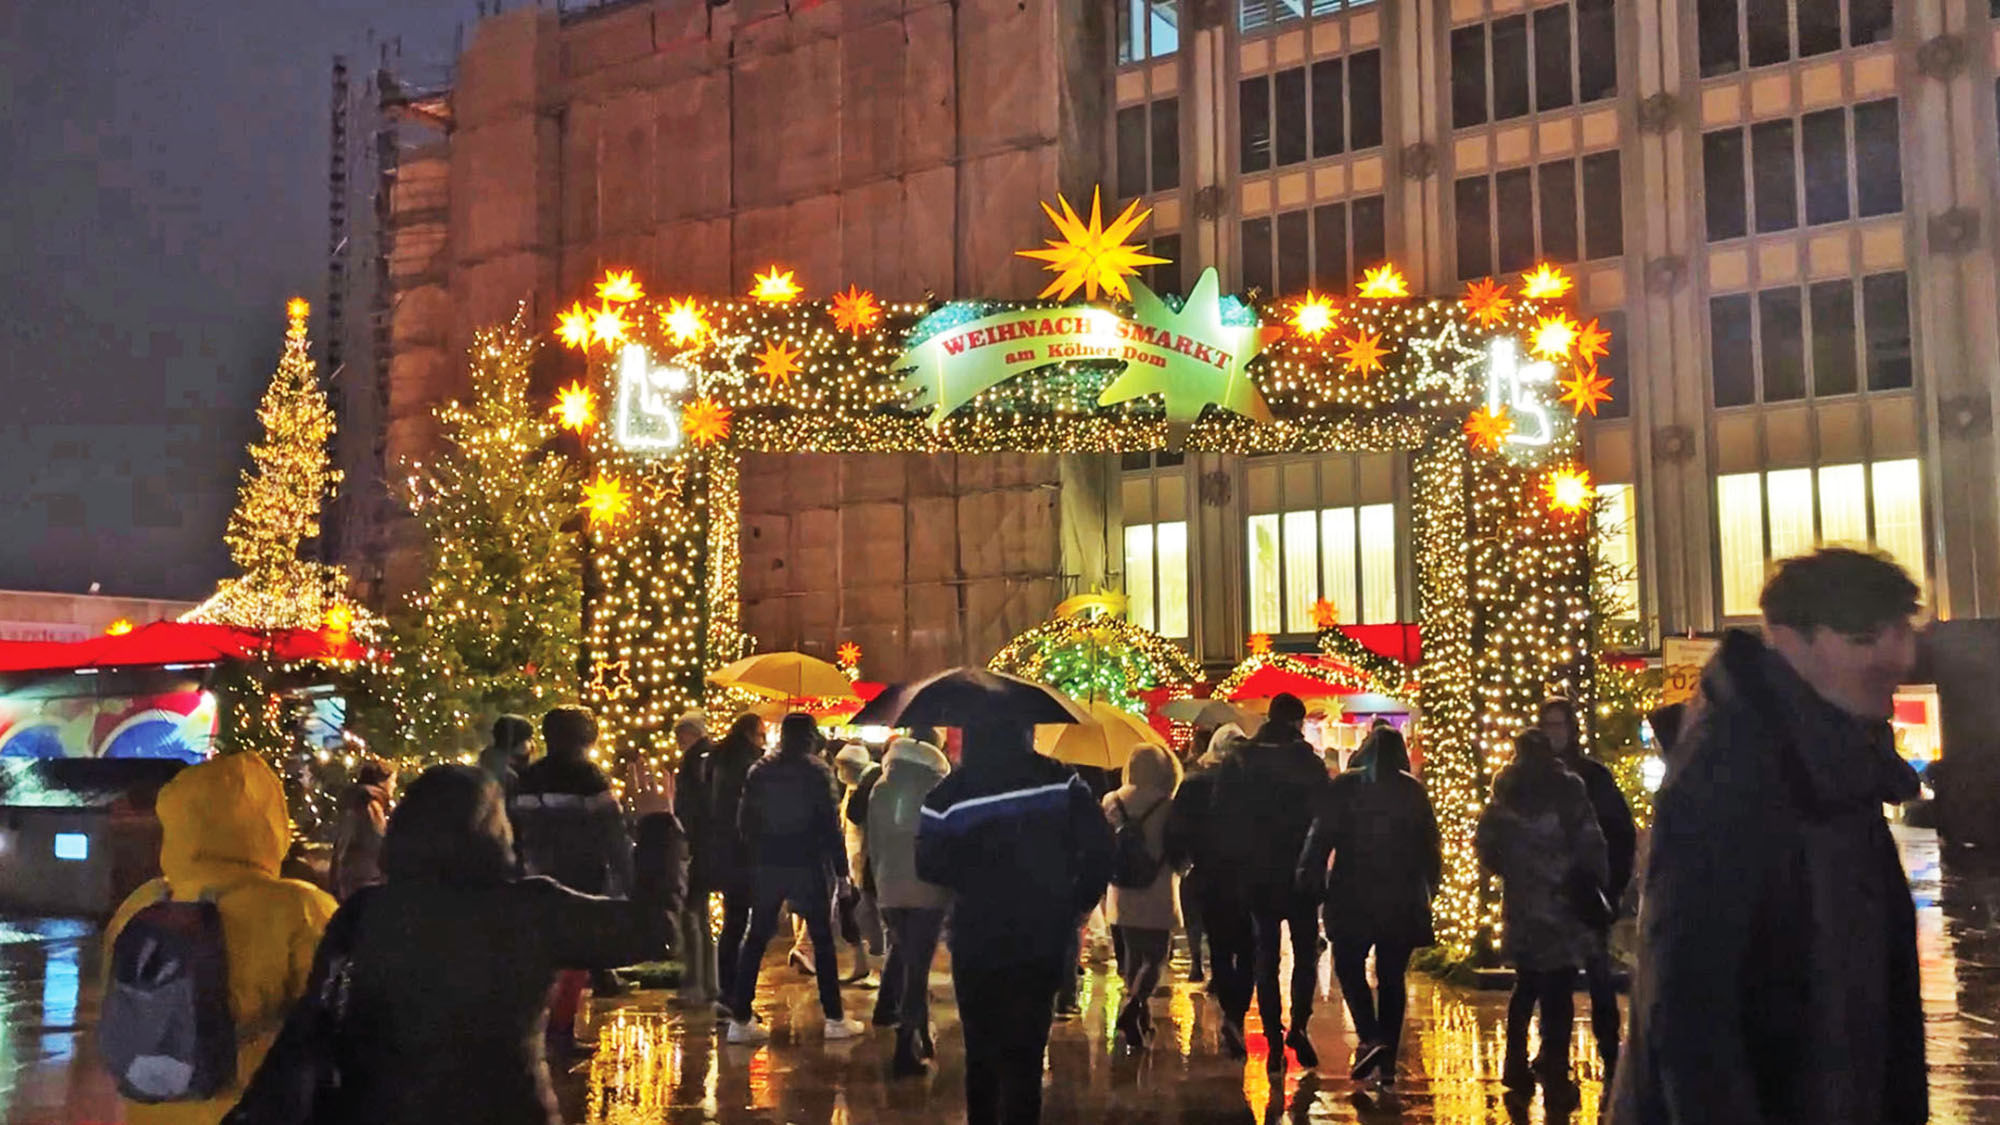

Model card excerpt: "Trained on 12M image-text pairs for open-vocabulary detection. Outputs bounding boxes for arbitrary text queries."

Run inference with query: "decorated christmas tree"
[380,314,583,759]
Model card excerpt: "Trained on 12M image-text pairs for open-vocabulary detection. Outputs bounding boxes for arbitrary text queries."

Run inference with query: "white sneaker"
[823,1016,867,1040]
[726,1018,770,1044]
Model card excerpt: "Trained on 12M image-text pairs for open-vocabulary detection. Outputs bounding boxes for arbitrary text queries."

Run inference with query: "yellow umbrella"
[708,652,859,701]
[1036,699,1170,771]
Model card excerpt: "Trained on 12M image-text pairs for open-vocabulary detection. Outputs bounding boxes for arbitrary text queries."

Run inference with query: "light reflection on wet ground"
[3,827,1996,1123]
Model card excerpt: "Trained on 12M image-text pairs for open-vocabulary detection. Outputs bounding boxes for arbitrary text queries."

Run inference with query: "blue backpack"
[99,885,238,1102]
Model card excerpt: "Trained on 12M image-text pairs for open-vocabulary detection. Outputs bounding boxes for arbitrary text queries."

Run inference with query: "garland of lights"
[988,605,1204,715]
[543,198,1605,953]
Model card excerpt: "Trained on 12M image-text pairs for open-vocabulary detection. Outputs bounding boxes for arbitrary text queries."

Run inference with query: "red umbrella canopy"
[1225,655,1365,701]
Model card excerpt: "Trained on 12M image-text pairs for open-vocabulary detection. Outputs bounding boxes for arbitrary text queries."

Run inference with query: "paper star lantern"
[1338,328,1391,376]
[1576,317,1611,365]
[1461,278,1513,327]
[682,398,733,445]
[553,381,597,432]
[836,641,863,667]
[105,618,135,636]
[285,297,311,325]
[1559,366,1614,416]
[751,267,802,304]
[1356,263,1410,299]
[556,302,594,350]
[1247,632,1274,656]
[323,604,355,636]
[1310,598,1341,629]
[1289,292,1339,339]
[830,285,883,334]
[1544,466,1593,513]
[1015,187,1168,302]
[581,474,631,525]
[756,341,802,385]
[1465,405,1513,450]
[661,299,708,346]
[595,270,645,304]
[589,306,631,349]
[1532,315,1579,359]
[1520,263,1573,299]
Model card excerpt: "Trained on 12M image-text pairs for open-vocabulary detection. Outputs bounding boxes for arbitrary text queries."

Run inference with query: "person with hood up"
[1164,721,1250,1051]
[1103,742,1182,1052]
[917,719,1113,1125]
[669,713,719,1007]
[1476,727,1607,1101]
[1295,726,1440,1089]
[1203,693,1332,1071]
[833,740,883,984]
[1611,548,1927,1125]
[480,714,536,796]
[313,764,681,1125]
[723,713,866,1043]
[866,734,952,1076]
[103,754,337,1125]
[329,757,397,900]
[1536,695,1637,1078]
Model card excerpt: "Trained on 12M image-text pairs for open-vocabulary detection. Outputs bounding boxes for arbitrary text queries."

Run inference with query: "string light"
[989,608,1202,715]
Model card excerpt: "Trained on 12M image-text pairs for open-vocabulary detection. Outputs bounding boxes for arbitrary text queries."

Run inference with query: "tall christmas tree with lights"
[383,315,584,760]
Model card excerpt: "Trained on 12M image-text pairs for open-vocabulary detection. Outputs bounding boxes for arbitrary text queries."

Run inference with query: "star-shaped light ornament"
[1015,188,1168,302]
[1356,263,1410,299]
[1310,598,1341,629]
[1096,268,1281,424]
[1247,633,1274,656]
[1544,466,1594,514]
[286,297,311,325]
[595,270,645,304]
[581,474,631,526]
[836,641,863,667]
[1559,366,1615,416]
[556,302,595,350]
[1520,263,1574,300]
[1465,405,1514,450]
[830,285,883,335]
[589,306,632,349]
[553,381,598,432]
[682,398,733,445]
[751,267,802,304]
[661,299,708,346]
[1575,318,1612,365]
[1462,278,1514,327]
[1289,292,1340,339]
[1532,315,1579,359]
[1338,329,1391,377]
[756,341,803,385]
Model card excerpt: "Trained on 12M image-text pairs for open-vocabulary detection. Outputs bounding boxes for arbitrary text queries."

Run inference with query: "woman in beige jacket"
[1102,742,1182,1050]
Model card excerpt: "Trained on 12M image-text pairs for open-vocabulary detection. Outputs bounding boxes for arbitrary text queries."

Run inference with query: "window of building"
[1246,503,1399,632]
[1125,521,1192,638]
[1243,195,1387,295]
[1702,101,1902,241]
[1117,0,1180,64]
[1595,482,1641,619]
[1699,0,1896,77]
[1147,233,1182,295]
[1453,155,1622,280]
[1241,53,1384,174]
[1450,2,1616,129]
[1715,459,1926,615]
[1117,97,1181,200]
[1240,0,1375,34]
[1709,272,1910,405]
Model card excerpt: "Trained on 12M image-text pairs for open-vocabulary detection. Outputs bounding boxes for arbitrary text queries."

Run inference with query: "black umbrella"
[852,666,1091,729]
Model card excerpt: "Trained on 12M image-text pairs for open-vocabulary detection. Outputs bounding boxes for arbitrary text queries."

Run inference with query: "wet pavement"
[5,827,1997,1124]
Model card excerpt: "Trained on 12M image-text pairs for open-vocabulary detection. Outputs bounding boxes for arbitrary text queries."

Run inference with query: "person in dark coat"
[1537,696,1637,1077]
[328,764,680,1125]
[329,757,396,900]
[1164,722,1251,1054]
[479,714,535,796]
[669,713,718,1006]
[510,707,632,897]
[693,712,763,1019]
[722,713,864,1043]
[1204,693,1331,1071]
[1611,548,1926,1125]
[1477,728,1607,1101]
[1296,727,1439,1089]
[916,719,1113,1125]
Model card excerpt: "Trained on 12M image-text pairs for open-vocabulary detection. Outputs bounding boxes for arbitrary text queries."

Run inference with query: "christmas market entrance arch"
[554,195,1610,952]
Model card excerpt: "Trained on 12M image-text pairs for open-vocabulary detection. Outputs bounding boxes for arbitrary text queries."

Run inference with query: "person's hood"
[1200,723,1247,766]
[1123,743,1179,793]
[834,743,874,786]
[883,737,949,777]
[1695,628,1919,812]
[157,753,291,884]
[1359,729,1410,779]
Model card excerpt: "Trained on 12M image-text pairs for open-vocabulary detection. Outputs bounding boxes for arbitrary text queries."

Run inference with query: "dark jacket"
[329,782,391,901]
[1163,754,1226,899]
[1297,743,1441,948]
[1475,757,1606,971]
[1205,722,1329,911]
[1569,753,1638,906]
[1610,629,1925,1125]
[737,749,848,881]
[915,736,1113,968]
[510,755,632,897]
[671,736,714,846]
[689,732,759,894]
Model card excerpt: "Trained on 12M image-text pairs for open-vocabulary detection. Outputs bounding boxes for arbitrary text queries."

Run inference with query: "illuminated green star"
[1097,268,1279,424]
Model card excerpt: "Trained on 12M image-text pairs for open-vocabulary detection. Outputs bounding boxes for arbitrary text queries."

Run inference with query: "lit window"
[1124,524,1156,632]
[1716,459,1926,617]
[1283,510,1321,631]
[53,833,89,862]
[1765,468,1817,561]
[1359,504,1398,623]
[1595,483,1641,619]
[1320,507,1359,624]
[1248,514,1283,634]
[1817,463,1868,545]
[1248,504,1399,632]
[1871,459,1925,582]
[1717,472,1767,617]
[1124,521,1191,639]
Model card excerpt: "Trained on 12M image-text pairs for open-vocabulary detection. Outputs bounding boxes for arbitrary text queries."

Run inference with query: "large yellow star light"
[1520,263,1574,299]
[556,302,594,350]
[661,299,708,346]
[1544,466,1594,513]
[1289,291,1340,339]
[553,381,597,432]
[1015,188,1168,302]
[751,267,802,304]
[589,305,631,349]
[1356,263,1410,299]
[595,270,645,304]
[581,474,631,526]
[1532,314,1579,359]
[286,297,311,325]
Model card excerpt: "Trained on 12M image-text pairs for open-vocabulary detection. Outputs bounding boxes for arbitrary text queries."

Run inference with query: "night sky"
[2,0,463,600]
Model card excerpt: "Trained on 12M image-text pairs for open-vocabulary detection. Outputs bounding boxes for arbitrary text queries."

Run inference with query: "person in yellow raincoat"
[103,753,337,1125]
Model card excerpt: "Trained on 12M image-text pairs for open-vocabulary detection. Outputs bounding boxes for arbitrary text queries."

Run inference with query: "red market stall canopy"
[1226,655,1367,701]
[0,621,368,675]
[1337,623,1422,667]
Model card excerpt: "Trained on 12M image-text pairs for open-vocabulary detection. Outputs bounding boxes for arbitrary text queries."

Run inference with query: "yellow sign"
[1660,636,1720,706]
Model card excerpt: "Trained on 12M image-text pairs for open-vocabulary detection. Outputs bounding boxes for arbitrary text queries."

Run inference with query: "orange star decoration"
[1462,278,1514,327]
[682,398,733,445]
[1558,366,1615,416]
[556,302,594,350]
[105,618,135,636]
[661,299,708,346]
[581,474,631,526]
[1465,405,1514,450]
[1288,292,1340,339]
[1338,329,1391,376]
[552,381,598,432]
[751,267,802,304]
[285,297,311,324]
[1544,466,1594,514]
[1310,598,1341,629]
[1520,263,1574,300]
[323,603,355,636]
[1532,314,1579,359]
[1247,632,1274,656]
[1356,263,1410,299]
[1575,317,1611,365]
[836,641,863,667]
[595,270,645,304]
[589,305,631,349]
[830,285,883,335]
[1015,188,1168,302]
[756,340,803,385]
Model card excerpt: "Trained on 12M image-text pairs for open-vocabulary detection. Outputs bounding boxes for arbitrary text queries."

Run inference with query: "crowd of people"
[95,545,1932,1125]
